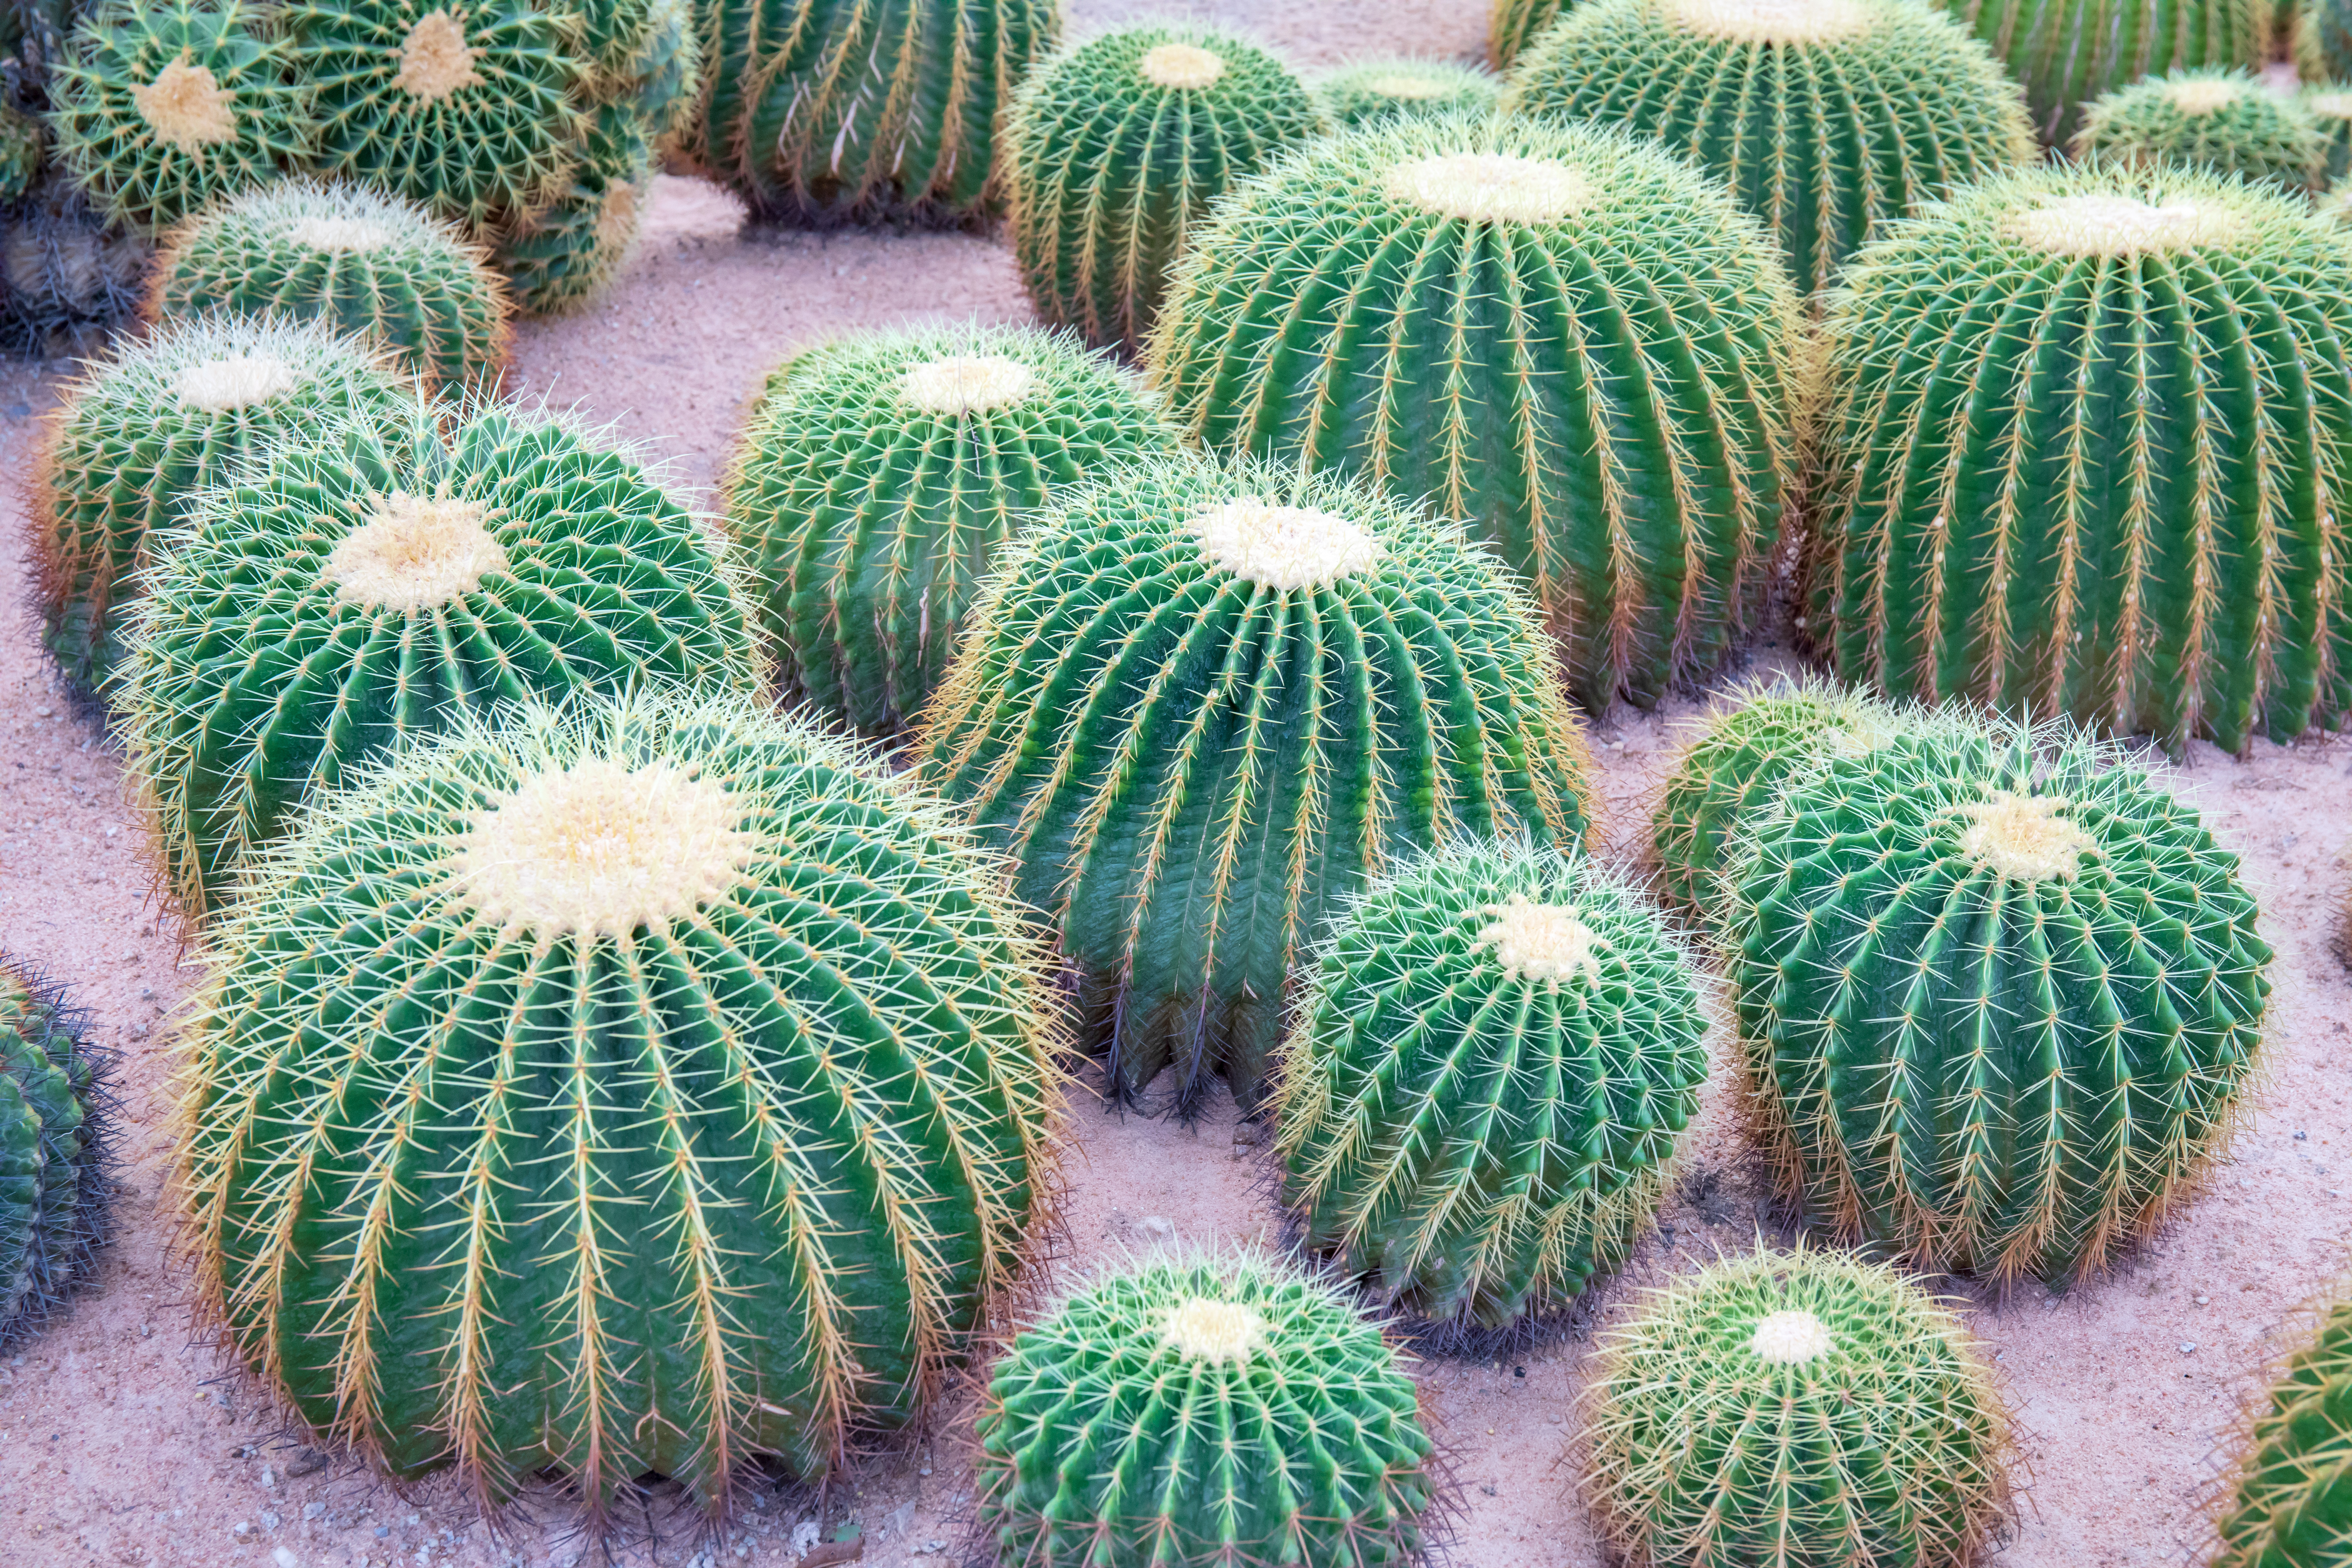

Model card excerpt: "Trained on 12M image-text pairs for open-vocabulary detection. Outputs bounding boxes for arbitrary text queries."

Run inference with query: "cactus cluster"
[1275,840,1704,1328]
[1150,113,1804,710]
[2075,69,2326,187]
[1940,0,2271,143]
[0,960,112,1347]
[920,454,1597,1112]
[2214,1286,2352,1566]
[723,322,1180,735]
[1316,58,1499,129]
[180,686,1062,1522]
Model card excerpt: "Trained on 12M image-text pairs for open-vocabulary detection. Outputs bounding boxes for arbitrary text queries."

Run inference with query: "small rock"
[285,1446,326,1477]
[2195,1295,2210,1306]
[261,1511,281,1529]
[791,1520,822,1557]
[2297,1130,2309,1141]
[233,1522,254,1540]
[303,1502,326,1520]
[273,1550,299,1568]
[260,1463,276,1487]
[2180,1342,2198,1354]
[1136,1215,1176,1243]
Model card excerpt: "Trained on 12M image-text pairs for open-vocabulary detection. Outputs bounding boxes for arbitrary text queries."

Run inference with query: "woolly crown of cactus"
[1938,0,2270,143]
[2074,69,2328,186]
[0,960,114,1348]
[1316,58,1500,129]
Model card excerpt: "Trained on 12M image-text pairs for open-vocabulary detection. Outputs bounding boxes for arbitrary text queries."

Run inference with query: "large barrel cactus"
[1725,722,2270,1285]
[179,687,1062,1528]
[1935,0,2270,144]
[975,1252,1435,1568]
[1316,59,1500,131]
[115,398,760,921]
[691,0,1056,224]
[920,454,1598,1112]
[1804,163,2352,751]
[1275,840,1705,1328]
[0,959,113,1347]
[723,322,1181,736]
[1148,114,1804,710]
[1503,0,2035,299]
[2074,69,2327,187]
[2213,1286,2352,1567]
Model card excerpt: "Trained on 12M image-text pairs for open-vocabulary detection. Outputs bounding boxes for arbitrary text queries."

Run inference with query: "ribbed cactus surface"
[1585,1247,2010,1568]
[2305,86,2352,180]
[1936,0,2270,143]
[492,104,648,314]
[1006,23,1323,355]
[976,1253,1435,1568]
[180,687,1062,1527]
[724,323,1180,735]
[1726,723,2270,1284]
[2075,69,2326,186]
[1316,59,1500,129]
[116,398,760,921]
[920,454,1597,1112]
[1491,0,1566,64]
[1149,115,1803,710]
[1805,164,2352,751]
[1275,841,1704,1328]
[1504,0,2035,299]
[0,960,112,1347]
[2214,1288,2352,1567]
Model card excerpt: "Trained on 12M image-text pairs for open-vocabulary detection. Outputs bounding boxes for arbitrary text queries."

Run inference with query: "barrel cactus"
[179,685,1061,1527]
[1805,163,2352,751]
[1148,114,1804,710]
[723,322,1181,736]
[1503,0,2035,299]
[611,0,696,140]
[1725,721,2270,1286]
[148,179,510,387]
[2214,1286,2352,1566]
[36,313,413,692]
[1275,840,1704,1328]
[1491,0,1565,65]
[920,454,1598,1112]
[1007,23,1323,355]
[491,104,647,314]
[1584,1246,2011,1568]
[1937,0,2271,144]
[0,104,41,201]
[0,959,113,1348]
[975,1252,1435,1568]
[2304,84,2352,178]
[2309,0,2352,79]
[116,398,760,922]
[692,0,1055,224]
[2074,69,2327,187]
[1317,59,1500,130]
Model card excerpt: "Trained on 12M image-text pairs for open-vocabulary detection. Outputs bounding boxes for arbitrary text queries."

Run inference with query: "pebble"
[232,1522,253,1539]
[2180,1342,2198,1354]
[274,1551,300,1568]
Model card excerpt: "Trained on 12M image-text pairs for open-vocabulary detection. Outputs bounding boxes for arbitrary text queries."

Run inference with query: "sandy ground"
[5,8,2352,1563]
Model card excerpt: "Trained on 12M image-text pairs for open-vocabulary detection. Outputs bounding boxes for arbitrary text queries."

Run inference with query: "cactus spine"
[2074,69,2327,187]
[1935,0,2271,143]
[1491,0,1566,65]
[0,960,113,1346]
[2214,1286,2352,1566]
[1316,59,1500,130]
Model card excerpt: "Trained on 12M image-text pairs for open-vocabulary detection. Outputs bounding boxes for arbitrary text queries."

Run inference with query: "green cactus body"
[180,687,1062,1527]
[1490,0,1566,65]
[1,102,46,201]
[117,399,760,922]
[1148,115,1804,711]
[149,180,511,387]
[1316,59,1501,130]
[1585,1247,2011,1568]
[919,454,1598,1112]
[51,0,312,235]
[1503,0,2035,299]
[1726,723,2270,1284]
[1805,164,2352,751]
[1937,0,2270,144]
[975,1253,1435,1568]
[0,961,111,1346]
[2309,0,2352,77]
[725,324,1180,737]
[693,0,1055,224]
[1275,841,1704,1328]
[37,314,414,693]
[2214,1289,2352,1567]
[282,0,585,230]
[2074,69,2327,187]
[617,0,696,141]
[2302,84,2352,179]
[0,170,148,348]
[493,104,647,314]
[1006,24,1323,355]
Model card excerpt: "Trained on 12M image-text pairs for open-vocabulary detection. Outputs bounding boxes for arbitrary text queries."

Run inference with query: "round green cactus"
[1726,721,2270,1285]
[692,0,1055,224]
[50,0,312,236]
[1491,0,1566,65]
[1937,0,2271,144]
[1316,59,1501,130]
[1005,24,1323,354]
[1,101,46,202]
[1804,163,2352,751]
[2074,69,2327,187]
[492,104,648,314]
[2213,1286,2352,1567]
[2303,84,2352,179]
[148,178,511,388]
[1585,1246,2011,1568]
[0,960,113,1348]
[1503,0,2035,298]
[180,685,1062,1527]
[1148,114,1804,710]
[116,398,761,922]
[613,0,695,141]
[36,313,413,694]
[1274,840,1704,1328]
[975,1252,1435,1568]
[920,453,1598,1112]
[723,323,1181,736]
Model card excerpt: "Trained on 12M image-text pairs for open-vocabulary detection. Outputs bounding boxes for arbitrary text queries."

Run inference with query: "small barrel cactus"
[2304,85,2352,178]
[723,322,1181,736]
[2214,1286,2352,1566]
[116,398,761,921]
[1585,1246,2011,1568]
[0,959,113,1347]
[491,104,648,314]
[1491,0,1566,65]
[1317,59,1500,130]
[1937,0,2271,144]
[919,453,1598,1112]
[2074,69,2327,187]
[692,0,1055,224]
[50,0,312,235]
[179,686,1062,1527]
[1725,722,2270,1285]
[1275,840,1705,1328]
[1007,23,1324,355]
[1504,0,2034,298]
[1148,114,1804,710]
[1805,163,2352,750]
[147,179,511,388]
[36,313,414,692]
[975,1252,1435,1568]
